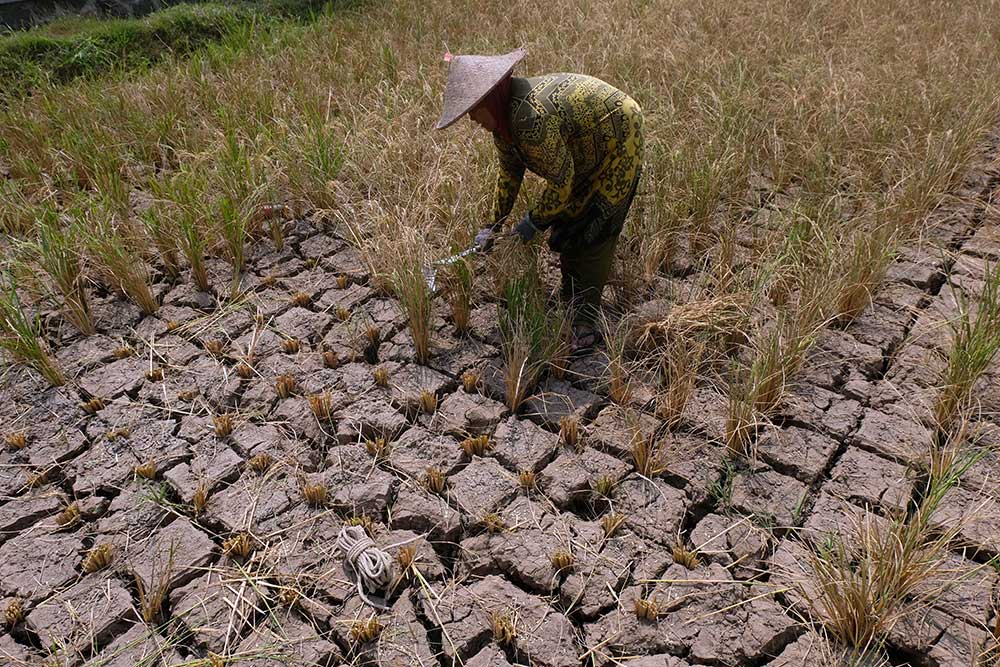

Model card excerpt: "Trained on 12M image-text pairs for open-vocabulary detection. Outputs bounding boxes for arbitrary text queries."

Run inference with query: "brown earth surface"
[1,140,999,666]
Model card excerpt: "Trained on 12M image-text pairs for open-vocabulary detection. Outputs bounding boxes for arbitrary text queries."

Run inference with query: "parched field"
[1,0,1000,666]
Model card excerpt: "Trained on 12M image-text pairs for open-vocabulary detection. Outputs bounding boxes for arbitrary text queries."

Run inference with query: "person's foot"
[570,323,602,354]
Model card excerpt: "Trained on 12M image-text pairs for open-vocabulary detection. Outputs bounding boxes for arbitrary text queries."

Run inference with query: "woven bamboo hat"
[434,48,526,130]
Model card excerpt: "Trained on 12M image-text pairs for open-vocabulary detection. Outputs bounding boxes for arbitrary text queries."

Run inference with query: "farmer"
[435,48,644,350]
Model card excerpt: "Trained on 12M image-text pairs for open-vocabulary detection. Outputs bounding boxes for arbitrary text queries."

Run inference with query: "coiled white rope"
[336,525,393,609]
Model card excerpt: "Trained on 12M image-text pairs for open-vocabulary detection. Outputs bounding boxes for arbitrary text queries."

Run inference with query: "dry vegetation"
[1,0,1000,664]
[1,0,997,396]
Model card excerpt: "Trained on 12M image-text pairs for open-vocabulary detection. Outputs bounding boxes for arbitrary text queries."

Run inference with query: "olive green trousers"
[559,232,620,322]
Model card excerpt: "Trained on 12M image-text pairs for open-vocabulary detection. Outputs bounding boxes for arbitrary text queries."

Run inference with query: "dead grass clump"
[418,389,437,414]
[601,512,626,538]
[608,361,632,405]
[334,305,351,322]
[134,459,157,479]
[234,360,254,378]
[134,548,174,623]
[166,320,181,332]
[82,543,114,573]
[549,318,573,381]
[248,453,274,473]
[559,415,580,450]
[4,432,28,450]
[4,598,23,627]
[113,346,134,359]
[308,393,333,421]
[25,468,50,489]
[275,374,296,399]
[460,434,491,457]
[277,586,301,608]
[634,597,660,621]
[602,314,634,405]
[145,367,164,382]
[362,325,381,362]
[81,397,106,414]
[177,389,198,402]
[222,532,257,561]
[192,479,209,516]
[631,433,667,478]
[336,275,350,289]
[373,365,390,388]
[461,369,480,393]
[749,320,794,416]
[590,475,616,498]
[213,414,234,438]
[517,469,536,491]
[490,611,517,645]
[106,427,131,441]
[291,291,311,307]
[204,339,226,357]
[443,257,473,333]
[350,616,382,644]
[632,295,747,353]
[364,437,390,461]
[54,503,81,527]
[322,349,340,368]
[424,467,446,495]
[345,515,377,535]
[655,335,705,429]
[281,337,301,354]
[550,549,574,571]
[833,224,896,323]
[388,236,434,365]
[302,482,328,507]
[672,543,701,570]
[483,513,506,533]
[724,366,756,459]
[396,545,417,577]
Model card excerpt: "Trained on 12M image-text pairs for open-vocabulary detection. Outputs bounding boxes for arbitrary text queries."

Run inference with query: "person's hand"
[474,225,498,252]
[512,212,539,242]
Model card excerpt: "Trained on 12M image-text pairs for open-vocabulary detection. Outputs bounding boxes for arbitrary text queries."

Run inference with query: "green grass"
[0,271,64,386]
[933,262,1000,436]
[0,0,357,104]
[497,248,568,412]
[804,434,987,659]
[35,207,95,335]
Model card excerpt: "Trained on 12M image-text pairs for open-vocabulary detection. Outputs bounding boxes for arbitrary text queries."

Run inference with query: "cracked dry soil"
[1,138,1000,666]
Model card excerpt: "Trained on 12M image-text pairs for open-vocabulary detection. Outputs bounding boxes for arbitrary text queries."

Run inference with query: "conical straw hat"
[435,48,526,130]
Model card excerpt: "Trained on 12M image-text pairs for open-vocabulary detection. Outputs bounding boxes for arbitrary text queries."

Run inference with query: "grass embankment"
[0,0,354,103]
[1,0,1000,660]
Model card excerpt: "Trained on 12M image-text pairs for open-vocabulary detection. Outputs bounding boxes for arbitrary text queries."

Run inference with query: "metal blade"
[422,244,482,292]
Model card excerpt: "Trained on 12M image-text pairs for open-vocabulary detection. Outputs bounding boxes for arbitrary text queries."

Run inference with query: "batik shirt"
[492,73,644,252]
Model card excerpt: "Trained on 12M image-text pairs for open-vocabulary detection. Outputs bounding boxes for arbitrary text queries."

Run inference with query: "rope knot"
[337,525,393,609]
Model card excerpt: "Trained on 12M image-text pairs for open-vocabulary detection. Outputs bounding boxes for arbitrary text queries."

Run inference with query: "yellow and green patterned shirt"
[492,73,644,251]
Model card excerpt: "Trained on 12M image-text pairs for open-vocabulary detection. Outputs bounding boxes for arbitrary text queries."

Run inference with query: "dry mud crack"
[2,145,1000,666]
